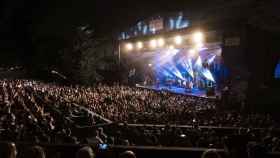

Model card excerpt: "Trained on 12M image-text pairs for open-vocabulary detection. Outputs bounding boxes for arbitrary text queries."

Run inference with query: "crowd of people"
[103,123,280,152]
[0,79,279,158]
[22,81,276,128]
[0,142,137,158]
[0,79,104,144]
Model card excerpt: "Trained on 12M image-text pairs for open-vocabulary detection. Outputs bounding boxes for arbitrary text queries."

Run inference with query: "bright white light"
[187,58,194,78]
[169,45,175,49]
[174,35,183,45]
[195,42,204,49]
[195,56,202,68]
[169,48,180,55]
[208,55,216,64]
[189,49,196,56]
[202,69,215,82]
[149,39,157,48]
[157,38,165,47]
[136,42,143,49]
[148,63,152,67]
[193,31,204,43]
[125,43,133,51]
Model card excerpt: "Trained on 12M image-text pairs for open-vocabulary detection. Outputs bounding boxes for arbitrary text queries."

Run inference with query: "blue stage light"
[207,55,216,64]
[156,49,179,66]
[176,15,182,29]
[195,56,202,68]
[275,60,280,79]
[186,58,194,78]
[164,63,184,80]
[120,32,126,40]
[180,21,189,28]
[169,19,175,30]
[137,22,142,32]
[143,25,148,35]
[151,46,222,87]
[202,68,215,82]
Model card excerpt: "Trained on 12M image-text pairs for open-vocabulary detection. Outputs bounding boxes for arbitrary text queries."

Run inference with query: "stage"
[136,84,219,99]
[123,33,227,100]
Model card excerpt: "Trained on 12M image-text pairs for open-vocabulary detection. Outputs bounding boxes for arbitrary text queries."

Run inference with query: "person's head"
[201,149,222,158]
[26,146,46,158]
[76,146,95,158]
[119,150,136,158]
[0,142,17,158]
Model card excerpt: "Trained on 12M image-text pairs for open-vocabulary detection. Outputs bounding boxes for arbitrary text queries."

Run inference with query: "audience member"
[119,150,136,158]
[0,142,17,158]
[25,145,46,158]
[76,146,95,158]
[201,149,222,158]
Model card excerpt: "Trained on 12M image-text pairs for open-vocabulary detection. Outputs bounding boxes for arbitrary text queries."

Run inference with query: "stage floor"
[136,84,219,99]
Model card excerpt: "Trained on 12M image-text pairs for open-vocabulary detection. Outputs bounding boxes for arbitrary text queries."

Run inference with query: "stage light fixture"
[136,41,143,49]
[150,39,157,48]
[193,31,204,44]
[125,43,133,51]
[157,38,165,47]
[174,35,183,45]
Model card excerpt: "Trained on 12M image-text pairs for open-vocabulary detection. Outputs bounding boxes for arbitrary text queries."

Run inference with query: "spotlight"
[169,45,175,49]
[157,38,165,47]
[148,63,152,67]
[174,35,183,45]
[136,41,143,49]
[189,49,196,56]
[149,39,157,48]
[193,31,204,43]
[125,43,133,51]
[195,42,204,49]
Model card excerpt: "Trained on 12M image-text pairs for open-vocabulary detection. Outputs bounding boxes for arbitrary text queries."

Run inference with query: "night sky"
[95,0,224,34]
[1,0,278,40]
[1,0,215,38]
[0,0,207,64]
[2,0,276,65]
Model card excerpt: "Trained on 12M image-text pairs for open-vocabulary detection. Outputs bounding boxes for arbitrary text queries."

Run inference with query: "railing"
[72,103,113,124]
[124,123,280,131]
